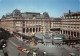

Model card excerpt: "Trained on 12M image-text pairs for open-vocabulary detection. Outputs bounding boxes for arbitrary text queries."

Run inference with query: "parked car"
[69,53,76,56]
[22,49,31,54]
[2,44,7,48]
[16,46,23,51]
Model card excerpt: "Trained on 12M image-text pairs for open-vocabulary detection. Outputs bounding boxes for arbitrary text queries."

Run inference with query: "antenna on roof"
[69,10,71,14]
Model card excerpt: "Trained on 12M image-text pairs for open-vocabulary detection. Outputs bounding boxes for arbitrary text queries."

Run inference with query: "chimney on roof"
[69,10,71,14]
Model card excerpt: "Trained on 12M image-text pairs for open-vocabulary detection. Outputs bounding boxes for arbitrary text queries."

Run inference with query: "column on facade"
[28,28,30,33]
[62,30,63,34]
[32,28,34,32]
[60,30,61,34]
[76,32,77,38]
[70,31,71,36]
[32,28,33,33]
[73,32,74,38]
[25,21,26,33]
[65,31,67,36]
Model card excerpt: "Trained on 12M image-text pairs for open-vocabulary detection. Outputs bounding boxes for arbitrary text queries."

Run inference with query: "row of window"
[64,16,80,19]
[62,26,80,29]
[23,28,41,33]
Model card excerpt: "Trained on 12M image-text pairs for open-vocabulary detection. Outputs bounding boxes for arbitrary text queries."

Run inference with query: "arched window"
[23,28,25,33]
[30,28,32,32]
[33,28,35,32]
[36,28,38,32]
[26,28,28,32]
[39,28,40,32]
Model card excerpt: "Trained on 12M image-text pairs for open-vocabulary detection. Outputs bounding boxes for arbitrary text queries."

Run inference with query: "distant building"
[62,10,80,19]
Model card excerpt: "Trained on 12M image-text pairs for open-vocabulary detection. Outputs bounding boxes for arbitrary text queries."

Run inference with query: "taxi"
[22,49,31,54]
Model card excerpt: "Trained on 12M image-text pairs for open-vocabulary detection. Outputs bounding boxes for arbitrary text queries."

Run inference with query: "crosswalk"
[44,45,64,48]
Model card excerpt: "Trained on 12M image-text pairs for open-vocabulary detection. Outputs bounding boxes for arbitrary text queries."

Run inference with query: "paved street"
[6,38,27,56]
[4,37,79,56]
[0,30,78,56]
[5,37,44,56]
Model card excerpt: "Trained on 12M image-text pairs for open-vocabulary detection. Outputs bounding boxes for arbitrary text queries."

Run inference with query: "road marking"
[44,45,64,48]
[9,40,18,47]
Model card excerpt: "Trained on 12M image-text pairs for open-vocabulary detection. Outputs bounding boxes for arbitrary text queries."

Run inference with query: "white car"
[2,44,7,48]
[69,53,75,56]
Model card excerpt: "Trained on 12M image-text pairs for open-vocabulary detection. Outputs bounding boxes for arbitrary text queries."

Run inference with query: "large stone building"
[1,9,80,39]
[0,9,51,36]
[50,10,80,39]
[60,10,80,39]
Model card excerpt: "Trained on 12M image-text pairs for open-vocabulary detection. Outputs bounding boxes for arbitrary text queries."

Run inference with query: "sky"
[0,0,79,18]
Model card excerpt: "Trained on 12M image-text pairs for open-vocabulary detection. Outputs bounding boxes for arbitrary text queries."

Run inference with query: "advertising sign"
[45,37,50,39]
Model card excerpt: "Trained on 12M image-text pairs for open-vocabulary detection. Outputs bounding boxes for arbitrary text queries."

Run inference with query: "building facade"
[0,9,51,36]
[50,18,61,34]
[1,9,80,39]
[50,10,80,39]
[60,10,80,39]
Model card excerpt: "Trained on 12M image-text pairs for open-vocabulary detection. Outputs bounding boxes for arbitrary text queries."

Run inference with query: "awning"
[50,28,60,31]
[56,34,65,38]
